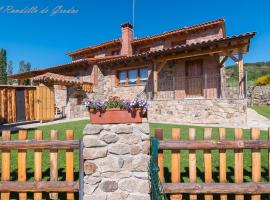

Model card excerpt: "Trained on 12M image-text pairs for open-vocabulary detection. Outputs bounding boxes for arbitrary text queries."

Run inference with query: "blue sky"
[0,0,269,73]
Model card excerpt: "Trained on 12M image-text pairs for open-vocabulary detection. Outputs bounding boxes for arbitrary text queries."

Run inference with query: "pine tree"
[0,49,7,84]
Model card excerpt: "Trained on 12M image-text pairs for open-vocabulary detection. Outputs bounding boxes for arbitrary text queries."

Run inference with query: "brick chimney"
[120,23,133,56]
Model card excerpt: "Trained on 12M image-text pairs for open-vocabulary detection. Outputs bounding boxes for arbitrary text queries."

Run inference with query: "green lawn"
[251,105,270,119]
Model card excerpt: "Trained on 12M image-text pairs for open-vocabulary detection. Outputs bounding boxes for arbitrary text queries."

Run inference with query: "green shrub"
[256,74,270,85]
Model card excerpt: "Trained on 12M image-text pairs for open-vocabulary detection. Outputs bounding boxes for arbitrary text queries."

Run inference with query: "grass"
[0,119,88,199]
[251,105,270,119]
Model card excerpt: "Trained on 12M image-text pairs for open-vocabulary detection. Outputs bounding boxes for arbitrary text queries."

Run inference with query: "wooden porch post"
[153,62,158,98]
[219,56,228,98]
[238,53,244,98]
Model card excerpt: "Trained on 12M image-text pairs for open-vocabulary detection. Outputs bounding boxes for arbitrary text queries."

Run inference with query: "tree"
[7,60,13,75]
[0,49,7,84]
[18,60,31,85]
[7,60,14,85]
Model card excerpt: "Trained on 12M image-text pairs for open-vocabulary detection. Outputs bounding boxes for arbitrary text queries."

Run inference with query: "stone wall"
[248,85,270,105]
[83,123,151,200]
[54,85,67,114]
[66,87,89,119]
[148,99,247,127]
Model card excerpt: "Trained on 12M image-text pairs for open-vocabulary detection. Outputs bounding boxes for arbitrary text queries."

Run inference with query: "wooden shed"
[0,85,55,124]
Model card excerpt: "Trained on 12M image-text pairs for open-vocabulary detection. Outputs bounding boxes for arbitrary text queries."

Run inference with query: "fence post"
[251,128,261,200]
[1,130,11,200]
[171,128,181,200]
[50,130,58,200]
[234,128,244,200]
[155,128,164,183]
[18,130,27,200]
[66,130,74,200]
[34,130,43,200]
[204,128,213,200]
[189,128,197,200]
[219,128,227,200]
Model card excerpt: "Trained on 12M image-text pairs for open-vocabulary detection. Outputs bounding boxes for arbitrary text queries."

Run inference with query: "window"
[139,68,148,82]
[118,67,148,85]
[111,50,120,55]
[128,69,138,84]
[119,71,127,84]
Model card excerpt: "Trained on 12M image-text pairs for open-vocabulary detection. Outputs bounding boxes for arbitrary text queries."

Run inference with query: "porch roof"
[98,32,256,66]
[9,55,126,80]
[32,72,90,86]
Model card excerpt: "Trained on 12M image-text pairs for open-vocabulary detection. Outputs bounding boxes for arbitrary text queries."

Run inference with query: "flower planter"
[89,108,143,124]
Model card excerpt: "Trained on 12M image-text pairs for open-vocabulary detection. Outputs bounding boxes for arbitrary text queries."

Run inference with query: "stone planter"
[89,108,143,124]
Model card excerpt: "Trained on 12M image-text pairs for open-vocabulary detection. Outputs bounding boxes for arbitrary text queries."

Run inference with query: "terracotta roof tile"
[67,19,225,56]
[68,39,121,56]
[132,18,225,45]
[98,32,256,64]
[32,72,88,85]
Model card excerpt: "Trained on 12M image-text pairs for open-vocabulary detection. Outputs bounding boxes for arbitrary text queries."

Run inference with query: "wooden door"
[185,59,203,97]
[36,86,55,121]
[16,89,26,122]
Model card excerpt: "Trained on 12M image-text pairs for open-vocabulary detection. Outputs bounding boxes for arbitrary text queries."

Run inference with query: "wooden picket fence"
[0,129,82,200]
[153,127,270,200]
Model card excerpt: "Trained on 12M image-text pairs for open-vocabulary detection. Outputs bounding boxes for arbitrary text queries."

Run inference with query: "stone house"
[10,19,255,126]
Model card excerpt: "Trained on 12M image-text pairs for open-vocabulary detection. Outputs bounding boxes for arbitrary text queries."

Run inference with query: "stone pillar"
[83,122,151,200]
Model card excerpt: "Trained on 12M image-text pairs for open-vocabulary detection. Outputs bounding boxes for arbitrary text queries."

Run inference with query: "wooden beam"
[238,52,244,98]
[219,56,228,67]
[158,139,270,150]
[158,60,168,73]
[163,182,270,194]
[0,181,79,192]
[155,44,246,63]
[0,140,79,150]
[226,51,240,63]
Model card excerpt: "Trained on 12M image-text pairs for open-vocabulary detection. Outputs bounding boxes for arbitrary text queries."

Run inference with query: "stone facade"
[248,85,270,105]
[83,123,151,200]
[54,85,67,114]
[66,87,89,119]
[148,99,247,127]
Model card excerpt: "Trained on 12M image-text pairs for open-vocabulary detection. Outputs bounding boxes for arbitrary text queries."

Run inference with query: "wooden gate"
[36,86,55,121]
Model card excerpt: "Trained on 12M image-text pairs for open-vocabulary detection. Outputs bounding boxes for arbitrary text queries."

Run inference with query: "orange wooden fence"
[155,127,270,200]
[0,129,80,200]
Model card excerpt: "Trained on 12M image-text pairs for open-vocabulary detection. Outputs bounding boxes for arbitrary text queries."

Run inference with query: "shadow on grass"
[163,166,269,200]
[9,168,79,200]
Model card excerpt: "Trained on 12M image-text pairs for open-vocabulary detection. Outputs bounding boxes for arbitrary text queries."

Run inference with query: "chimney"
[120,23,133,56]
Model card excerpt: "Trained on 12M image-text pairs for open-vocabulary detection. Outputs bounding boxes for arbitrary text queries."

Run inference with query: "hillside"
[226,61,270,81]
